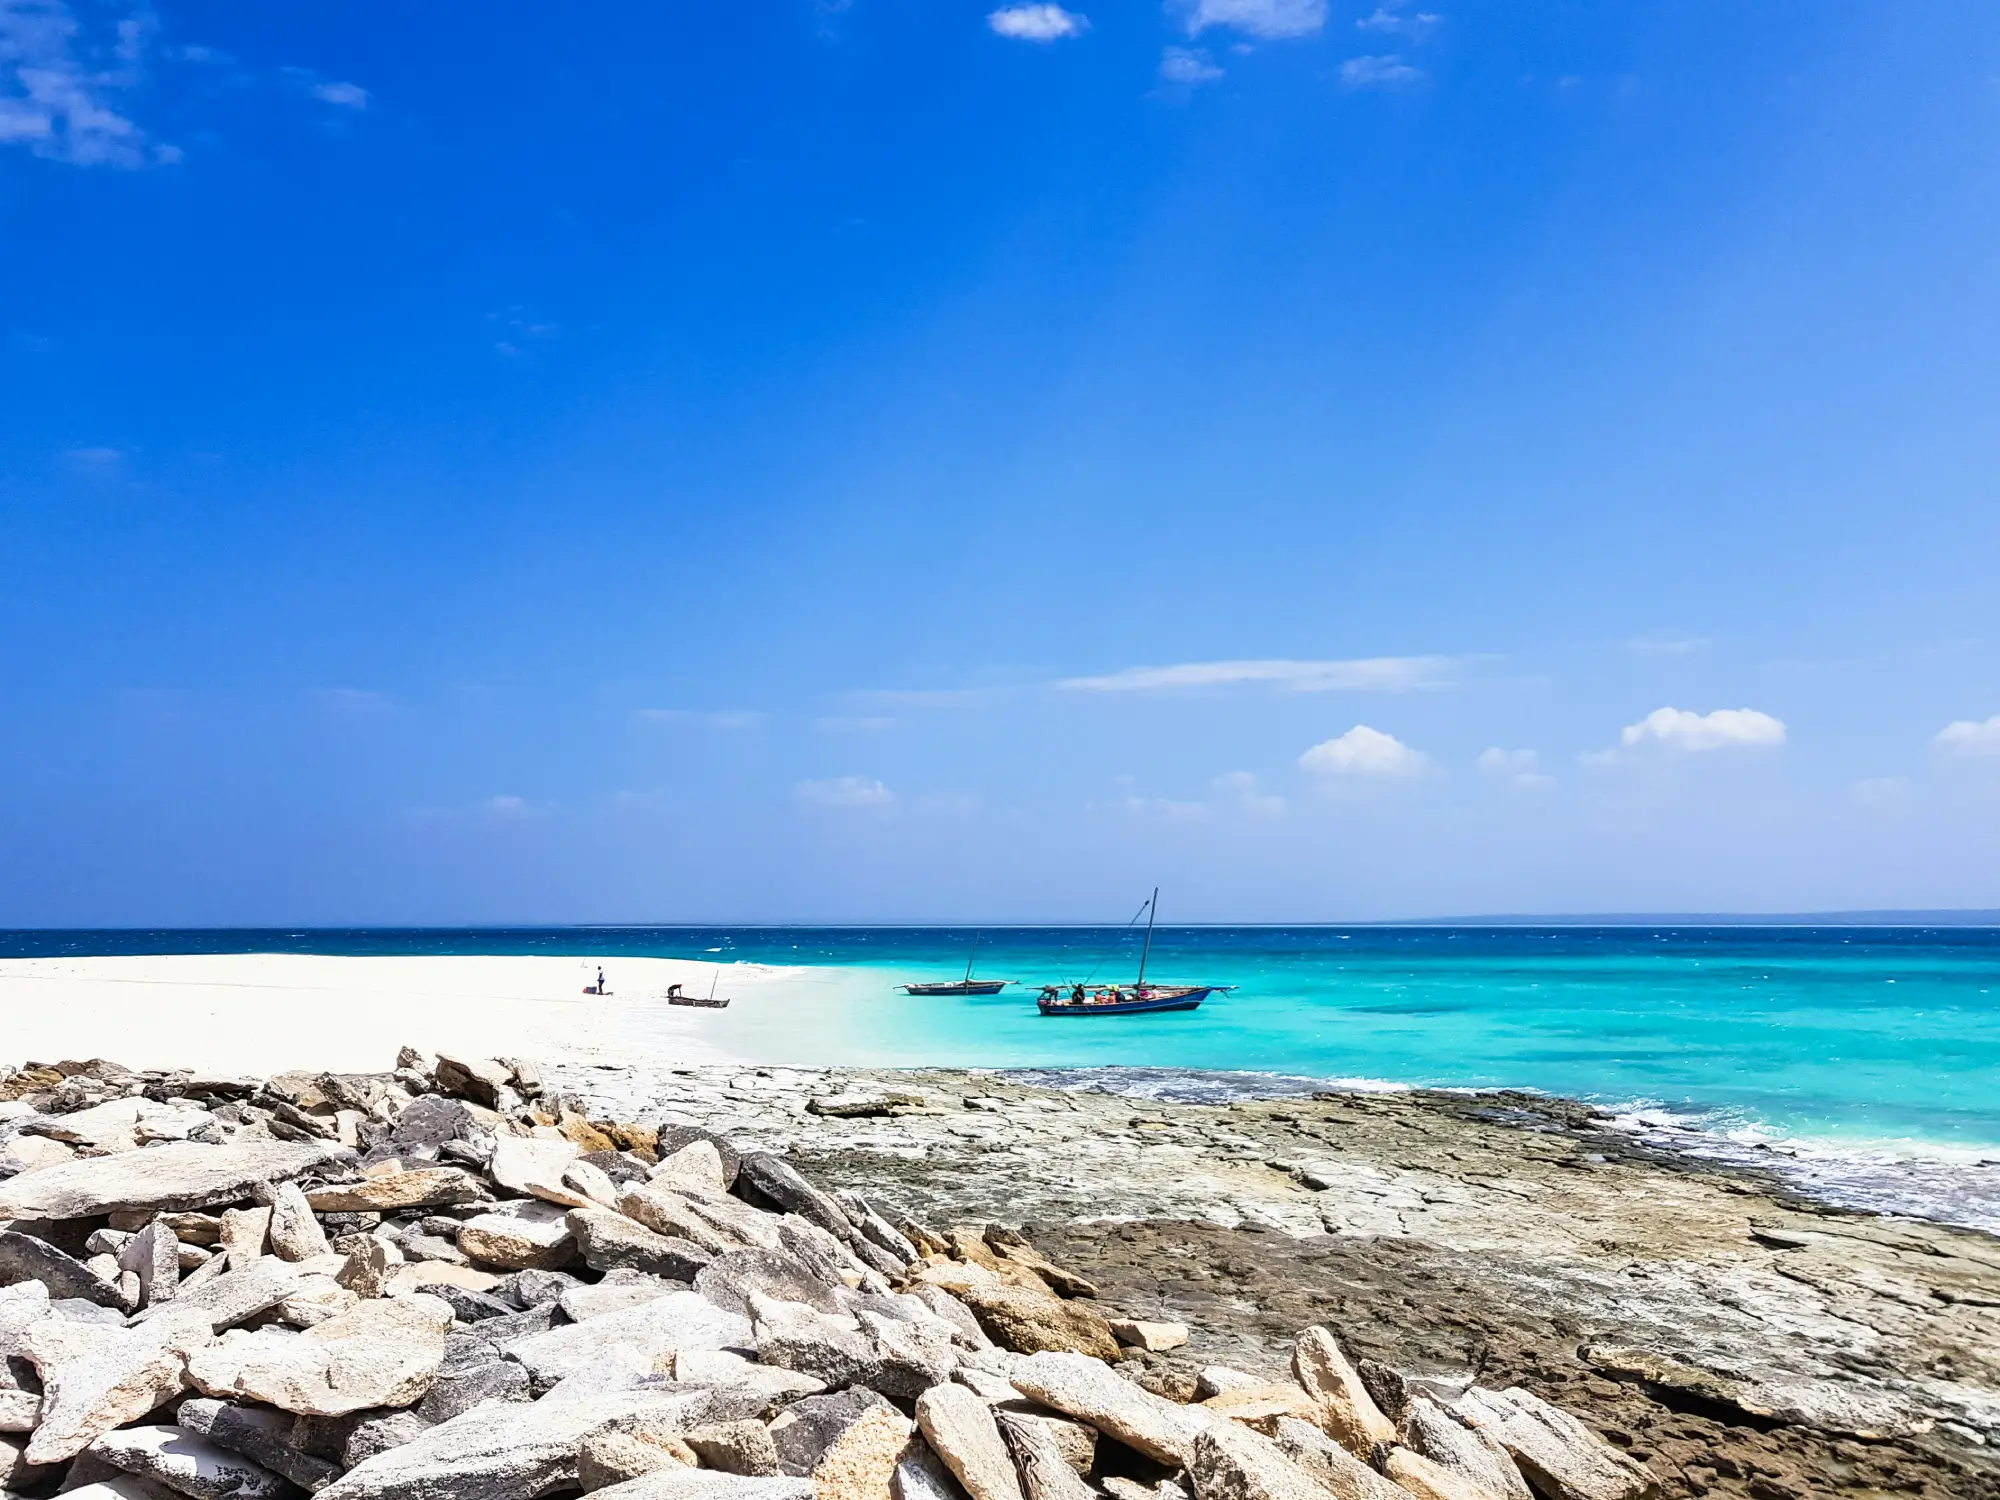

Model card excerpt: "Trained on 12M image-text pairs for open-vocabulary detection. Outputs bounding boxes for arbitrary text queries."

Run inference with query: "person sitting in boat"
[1072,984,1086,1004]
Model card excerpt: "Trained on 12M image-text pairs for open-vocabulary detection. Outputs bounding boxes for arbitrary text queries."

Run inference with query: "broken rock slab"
[316,1375,713,1500]
[770,1389,898,1477]
[503,1289,751,1391]
[459,1200,579,1272]
[0,1139,346,1219]
[570,1206,712,1280]
[1191,1421,1357,1500]
[1009,1350,1214,1468]
[1401,1396,1532,1500]
[917,1382,1024,1500]
[307,1168,484,1213]
[186,1292,453,1416]
[0,1230,128,1310]
[21,1307,215,1464]
[1292,1327,1397,1459]
[1109,1319,1188,1353]
[1268,1418,1406,1500]
[89,1423,290,1500]
[813,1404,916,1500]
[1457,1388,1657,1500]
[177,1396,344,1492]
[590,1473,817,1500]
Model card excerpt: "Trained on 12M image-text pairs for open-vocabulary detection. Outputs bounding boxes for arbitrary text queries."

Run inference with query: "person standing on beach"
[597,966,606,994]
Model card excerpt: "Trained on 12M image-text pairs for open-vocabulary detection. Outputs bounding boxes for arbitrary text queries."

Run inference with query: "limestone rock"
[0,1386,39,1430]
[951,1284,1120,1363]
[1203,1384,1325,1434]
[132,1257,301,1334]
[1402,1396,1531,1500]
[316,1376,713,1500]
[916,1383,1024,1500]
[216,1208,271,1269]
[685,1419,785,1477]
[1,1432,58,1490]
[1268,1417,1406,1500]
[342,1410,433,1467]
[307,1168,483,1213]
[1190,1420,1367,1500]
[1291,1327,1396,1458]
[21,1307,214,1464]
[992,1404,1093,1475]
[176,1397,344,1492]
[698,1247,845,1318]
[750,1293,878,1389]
[570,1207,713,1280]
[89,1423,289,1500]
[735,1154,864,1251]
[859,1307,960,1398]
[0,1230,128,1309]
[995,1409,1094,1500]
[0,1278,51,1356]
[580,1428,696,1490]
[589,1474,816,1500]
[334,1237,401,1299]
[0,1139,344,1219]
[565,1159,624,1207]
[890,1431,964,1500]
[261,1182,332,1262]
[383,1260,504,1298]
[186,1292,452,1416]
[415,1350,532,1423]
[434,1054,517,1109]
[459,1201,578,1271]
[770,1389,897,1476]
[1110,1320,1189,1353]
[1009,1350,1213,1468]
[503,1290,750,1390]
[1382,1446,1507,1500]
[813,1404,915,1500]
[652,1139,728,1191]
[120,1222,181,1309]
[562,1273,685,1321]
[490,1137,593,1208]
[1455,1389,1657,1500]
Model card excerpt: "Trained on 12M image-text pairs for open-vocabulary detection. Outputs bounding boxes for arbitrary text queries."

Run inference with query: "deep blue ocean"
[8,925,1999,1226]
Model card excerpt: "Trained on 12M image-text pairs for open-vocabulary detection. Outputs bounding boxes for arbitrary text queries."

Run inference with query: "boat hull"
[1037,987,1213,1016]
[902,981,1010,996]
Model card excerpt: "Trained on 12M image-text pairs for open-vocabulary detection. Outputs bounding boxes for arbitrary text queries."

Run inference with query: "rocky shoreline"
[0,1054,1994,1500]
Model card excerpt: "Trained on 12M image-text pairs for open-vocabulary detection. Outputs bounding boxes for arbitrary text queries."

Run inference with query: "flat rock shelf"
[0,1054,1990,1500]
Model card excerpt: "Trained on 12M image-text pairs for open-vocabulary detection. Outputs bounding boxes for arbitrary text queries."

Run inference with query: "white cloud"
[1299,725,1427,778]
[0,0,163,166]
[1181,0,1324,40]
[1339,53,1421,86]
[1625,634,1712,655]
[988,4,1087,40]
[1935,715,2000,758]
[796,776,894,809]
[1212,770,1286,816]
[1060,655,1452,693]
[482,794,530,820]
[1159,46,1223,83]
[310,79,368,109]
[1618,706,1786,753]
[635,708,765,731]
[1356,5,1437,36]
[1477,747,1554,791]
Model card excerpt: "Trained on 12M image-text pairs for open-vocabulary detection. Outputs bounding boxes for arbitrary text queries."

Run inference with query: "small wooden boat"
[901,932,1011,997]
[1037,888,1228,1017]
[666,974,731,1009]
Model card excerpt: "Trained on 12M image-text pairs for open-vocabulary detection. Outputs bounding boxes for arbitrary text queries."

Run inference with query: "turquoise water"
[9,926,2000,1223]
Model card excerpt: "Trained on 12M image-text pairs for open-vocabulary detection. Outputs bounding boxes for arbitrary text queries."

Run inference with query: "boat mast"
[1136,888,1158,988]
[964,931,980,984]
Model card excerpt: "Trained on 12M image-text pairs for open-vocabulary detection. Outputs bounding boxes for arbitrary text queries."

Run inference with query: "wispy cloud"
[0,0,166,167]
[796,776,894,809]
[1059,656,1454,693]
[988,4,1087,40]
[814,715,898,734]
[481,794,534,821]
[309,79,367,109]
[635,708,765,731]
[1935,715,2000,758]
[1159,46,1223,83]
[1356,3,1438,38]
[61,444,125,472]
[1625,634,1713,655]
[1477,747,1555,791]
[1851,776,1912,807]
[1340,54,1421,87]
[1179,0,1325,40]
[1299,725,1428,778]
[1107,770,1285,823]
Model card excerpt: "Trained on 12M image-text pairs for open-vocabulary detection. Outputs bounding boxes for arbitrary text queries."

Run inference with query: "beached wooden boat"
[1037,888,1228,1017]
[900,932,1011,997]
[666,975,731,1008]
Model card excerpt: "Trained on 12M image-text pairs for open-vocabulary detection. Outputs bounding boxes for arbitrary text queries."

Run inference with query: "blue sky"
[3,0,1999,923]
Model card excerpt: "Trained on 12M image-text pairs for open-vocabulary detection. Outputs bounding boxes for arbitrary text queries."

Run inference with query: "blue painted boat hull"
[1037,987,1213,1016]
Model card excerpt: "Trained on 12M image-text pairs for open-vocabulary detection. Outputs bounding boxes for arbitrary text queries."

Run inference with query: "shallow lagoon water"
[10,924,1999,1225]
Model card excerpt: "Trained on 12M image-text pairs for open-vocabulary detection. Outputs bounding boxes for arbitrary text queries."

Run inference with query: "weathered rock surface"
[580,1428,696,1490]
[503,1290,750,1389]
[685,1418,785,1477]
[261,1182,333,1263]
[592,1473,817,1500]
[458,1200,578,1271]
[89,1423,291,1500]
[1267,1417,1407,1500]
[0,1140,345,1219]
[306,1168,483,1213]
[316,1378,713,1500]
[570,1206,713,1279]
[813,1404,916,1500]
[1292,1326,1397,1457]
[769,1389,897,1476]
[917,1383,1023,1500]
[1402,1396,1531,1500]
[1382,1445,1507,1500]
[1010,1350,1214,1467]
[0,1229,128,1308]
[489,1137,592,1208]
[21,1307,214,1463]
[186,1293,453,1416]
[1192,1420,1366,1500]
[1457,1387,1657,1500]
[176,1396,344,1491]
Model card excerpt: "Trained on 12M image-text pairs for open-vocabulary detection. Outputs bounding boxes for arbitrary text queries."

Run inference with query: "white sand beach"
[0,953,814,1076]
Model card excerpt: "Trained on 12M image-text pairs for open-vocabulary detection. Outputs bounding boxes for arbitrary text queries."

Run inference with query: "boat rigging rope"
[1079,894,1153,986]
